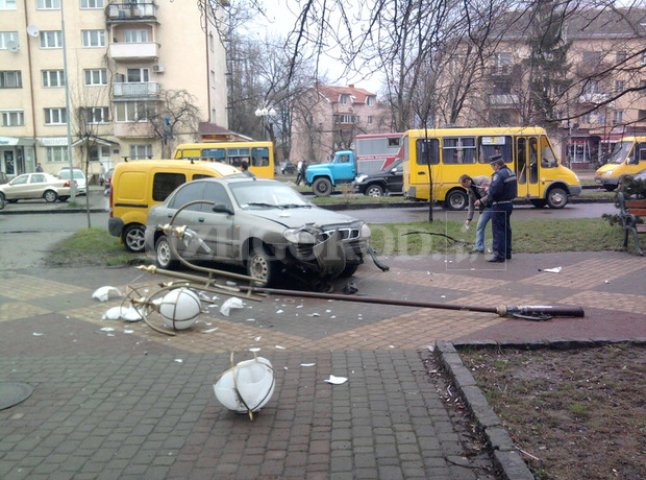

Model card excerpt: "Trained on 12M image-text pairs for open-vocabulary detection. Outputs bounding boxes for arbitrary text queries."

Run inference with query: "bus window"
[479,136,513,163]
[251,147,269,167]
[529,138,538,183]
[517,138,527,184]
[442,137,476,164]
[629,143,646,165]
[541,137,557,168]
[415,139,439,165]
[201,148,226,161]
[227,148,250,168]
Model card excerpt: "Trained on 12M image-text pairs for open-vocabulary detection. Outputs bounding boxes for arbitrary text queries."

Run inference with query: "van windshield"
[605,142,632,165]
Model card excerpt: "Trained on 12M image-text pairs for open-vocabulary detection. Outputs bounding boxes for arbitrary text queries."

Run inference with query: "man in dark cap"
[475,155,517,262]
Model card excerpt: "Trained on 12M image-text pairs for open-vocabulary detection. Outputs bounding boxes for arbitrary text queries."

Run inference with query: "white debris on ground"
[91,286,124,302]
[220,297,244,316]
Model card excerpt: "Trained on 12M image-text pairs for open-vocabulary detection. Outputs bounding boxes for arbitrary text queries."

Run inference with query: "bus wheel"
[445,189,468,210]
[313,178,333,196]
[547,187,568,209]
[531,199,547,208]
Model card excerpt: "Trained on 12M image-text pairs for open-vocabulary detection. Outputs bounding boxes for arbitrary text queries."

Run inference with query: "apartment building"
[0,0,228,181]
[289,84,391,164]
[450,7,646,168]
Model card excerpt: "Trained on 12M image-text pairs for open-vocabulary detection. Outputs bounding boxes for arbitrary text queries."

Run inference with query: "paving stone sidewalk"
[1,251,644,479]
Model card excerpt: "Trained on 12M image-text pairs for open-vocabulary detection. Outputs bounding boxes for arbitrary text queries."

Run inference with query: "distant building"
[0,0,228,180]
[442,6,646,168]
[290,84,392,164]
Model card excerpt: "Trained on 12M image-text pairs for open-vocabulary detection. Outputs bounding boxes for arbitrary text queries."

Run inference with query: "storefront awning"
[72,136,120,147]
[0,136,36,147]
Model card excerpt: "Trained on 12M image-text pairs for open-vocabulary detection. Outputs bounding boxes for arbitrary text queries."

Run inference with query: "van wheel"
[546,187,568,209]
[247,245,279,287]
[365,184,384,197]
[155,235,179,269]
[43,190,58,203]
[445,189,468,210]
[313,178,333,196]
[123,224,146,252]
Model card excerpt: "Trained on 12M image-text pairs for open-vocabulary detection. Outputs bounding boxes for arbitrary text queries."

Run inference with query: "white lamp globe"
[159,288,201,330]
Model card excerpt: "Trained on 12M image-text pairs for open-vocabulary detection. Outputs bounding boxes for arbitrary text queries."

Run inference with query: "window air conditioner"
[152,64,165,73]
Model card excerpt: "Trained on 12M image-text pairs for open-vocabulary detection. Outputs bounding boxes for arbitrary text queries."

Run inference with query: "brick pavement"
[1,252,645,479]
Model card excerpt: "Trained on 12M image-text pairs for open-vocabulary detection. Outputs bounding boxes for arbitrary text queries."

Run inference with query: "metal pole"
[60,0,76,201]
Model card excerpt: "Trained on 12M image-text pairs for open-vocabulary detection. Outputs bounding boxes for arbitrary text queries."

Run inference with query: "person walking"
[475,155,517,262]
[295,160,306,185]
[35,163,43,172]
[459,174,491,254]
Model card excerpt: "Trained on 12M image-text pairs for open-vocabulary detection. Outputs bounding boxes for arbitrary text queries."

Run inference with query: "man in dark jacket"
[476,156,517,262]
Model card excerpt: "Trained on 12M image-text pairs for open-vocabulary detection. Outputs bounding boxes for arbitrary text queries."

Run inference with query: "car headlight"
[283,228,317,244]
[360,223,371,239]
[603,169,614,177]
[355,174,368,184]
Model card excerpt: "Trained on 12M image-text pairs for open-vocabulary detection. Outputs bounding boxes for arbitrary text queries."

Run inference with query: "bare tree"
[145,90,201,158]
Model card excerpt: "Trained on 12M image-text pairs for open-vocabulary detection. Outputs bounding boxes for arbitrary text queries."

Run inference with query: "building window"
[80,107,110,124]
[366,96,376,106]
[492,79,512,95]
[335,114,356,124]
[44,108,67,125]
[339,94,350,105]
[0,31,18,49]
[642,52,646,65]
[597,111,606,124]
[614,80,624,94]
[84,68,107,86]
[40,31,63,49]
[583,80,600,94]
[80,0,104,8]
[0,0,17,10]
[613,110,623,125]
[126,68,149,83]
[493,52,512,74]
[616,50,627,64]
[638,110,646,122]
[130,144,152,159]
[0,70,21,88]
[582,51,603,65]
[1,110,24,126]
[46,146,68,163]
[123,29,148,43]
[42,70,65,87]
[37,0,60,9]
[82,30,105,48]
[367,115,373,124]
[115,101,150,122]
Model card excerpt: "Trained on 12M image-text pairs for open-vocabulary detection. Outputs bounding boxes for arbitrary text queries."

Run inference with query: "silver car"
[0,172,72,207]
[144,176,371,287]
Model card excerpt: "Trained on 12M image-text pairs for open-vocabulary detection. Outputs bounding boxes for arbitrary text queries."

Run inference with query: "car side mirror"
[212,204,233,215]
[390,167,397,174]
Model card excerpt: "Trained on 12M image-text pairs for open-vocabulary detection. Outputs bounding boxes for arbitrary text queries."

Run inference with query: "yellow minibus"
[402,126,581,209]
[173,141,275,179]
[594,136,646,191]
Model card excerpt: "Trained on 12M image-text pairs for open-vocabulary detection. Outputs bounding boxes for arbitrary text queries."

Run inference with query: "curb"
[433,338,646,480]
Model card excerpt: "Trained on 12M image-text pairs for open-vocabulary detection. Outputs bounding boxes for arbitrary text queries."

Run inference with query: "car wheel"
[123,224,146,252]
[445,189,468,211]
[546,187,568,209]
[247,245,279,287]
[43,190,58,203]
[530,199,547,208]
[155,235,179,269]
[339,262,360,277]
[312,177,333,196]
[0,193,5,210]
[365,184,384,197]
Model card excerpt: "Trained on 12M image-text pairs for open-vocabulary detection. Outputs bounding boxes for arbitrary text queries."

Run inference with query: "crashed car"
[144,176,372,287]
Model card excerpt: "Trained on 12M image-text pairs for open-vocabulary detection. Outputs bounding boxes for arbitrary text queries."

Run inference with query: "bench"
[617,192,646,255]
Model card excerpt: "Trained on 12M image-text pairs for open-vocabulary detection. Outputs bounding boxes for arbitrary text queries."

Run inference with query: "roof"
[317,84,377,105]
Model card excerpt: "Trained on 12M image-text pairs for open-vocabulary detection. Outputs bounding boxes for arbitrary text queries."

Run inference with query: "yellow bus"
[594,136,646,191]
[173,141,275,179]
[402,126,582,209]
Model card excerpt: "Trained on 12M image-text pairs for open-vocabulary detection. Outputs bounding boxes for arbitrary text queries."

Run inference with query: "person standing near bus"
[459,174,491,254]
[476,156,517,262]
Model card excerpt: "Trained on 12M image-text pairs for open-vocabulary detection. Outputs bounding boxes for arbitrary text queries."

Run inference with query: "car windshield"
[605,142,632,165]
[230,182,312,209]
[60,170,85,179]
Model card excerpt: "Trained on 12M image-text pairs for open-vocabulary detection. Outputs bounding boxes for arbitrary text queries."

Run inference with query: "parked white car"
[0,173,73,208]
[57,168,87,195]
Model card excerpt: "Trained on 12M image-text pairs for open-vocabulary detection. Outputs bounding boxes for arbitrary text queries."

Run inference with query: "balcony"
[489,65,512,76]
[488,94,519,107]
[113,122,154,138]
[578,93,610,104]
[112,81,160,99]
[106,2,157,23]
[108,42,158,61]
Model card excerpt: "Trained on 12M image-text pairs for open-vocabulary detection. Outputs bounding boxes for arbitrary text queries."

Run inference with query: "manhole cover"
[0,382,34,410]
